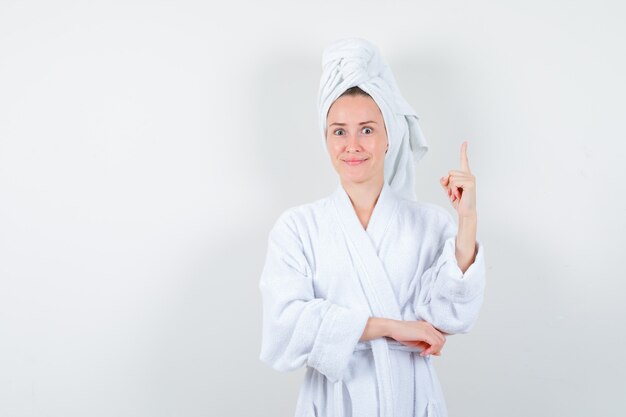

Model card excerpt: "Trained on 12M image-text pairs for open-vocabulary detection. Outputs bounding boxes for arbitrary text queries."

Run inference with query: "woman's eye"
[363,127,372,134]
[334,129,344,135]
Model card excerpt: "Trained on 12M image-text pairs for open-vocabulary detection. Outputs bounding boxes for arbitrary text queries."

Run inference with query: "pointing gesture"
[460,140,470,172]
[440,141,477,219]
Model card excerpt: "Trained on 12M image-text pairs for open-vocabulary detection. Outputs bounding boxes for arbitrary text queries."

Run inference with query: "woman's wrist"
[361,317,397,341]
[456,212,477,273]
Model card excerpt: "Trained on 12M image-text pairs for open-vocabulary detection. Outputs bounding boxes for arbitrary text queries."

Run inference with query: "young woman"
[259,38,486,417]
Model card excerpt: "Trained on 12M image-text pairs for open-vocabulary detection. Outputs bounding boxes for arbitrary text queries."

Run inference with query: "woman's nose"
[345,132,360,151]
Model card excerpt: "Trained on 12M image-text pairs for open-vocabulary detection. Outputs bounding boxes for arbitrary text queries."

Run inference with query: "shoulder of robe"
[269,208,299,238]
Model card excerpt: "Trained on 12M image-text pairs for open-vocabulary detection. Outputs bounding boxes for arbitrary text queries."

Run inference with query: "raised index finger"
[460,141,471,172]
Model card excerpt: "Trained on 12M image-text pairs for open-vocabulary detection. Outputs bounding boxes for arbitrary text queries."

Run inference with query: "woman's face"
[325,94,388,187]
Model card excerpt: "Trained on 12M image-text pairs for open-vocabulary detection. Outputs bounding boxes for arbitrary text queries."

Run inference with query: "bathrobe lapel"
[331,180,402,319]
[330,181,403,417]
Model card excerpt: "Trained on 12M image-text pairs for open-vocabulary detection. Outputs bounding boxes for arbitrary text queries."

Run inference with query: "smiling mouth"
[343,159,368,166]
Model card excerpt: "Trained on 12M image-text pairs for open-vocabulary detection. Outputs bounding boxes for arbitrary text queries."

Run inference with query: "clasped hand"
[390,320,448,357]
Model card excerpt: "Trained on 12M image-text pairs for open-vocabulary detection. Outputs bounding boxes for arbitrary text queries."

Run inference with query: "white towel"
[317,37,429,201]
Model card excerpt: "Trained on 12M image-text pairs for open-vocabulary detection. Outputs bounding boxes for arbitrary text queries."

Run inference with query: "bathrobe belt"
[355,339,424,353]
[333,340,425,417]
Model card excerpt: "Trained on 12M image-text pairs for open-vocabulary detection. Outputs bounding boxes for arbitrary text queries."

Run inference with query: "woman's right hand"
[388,320,447,357]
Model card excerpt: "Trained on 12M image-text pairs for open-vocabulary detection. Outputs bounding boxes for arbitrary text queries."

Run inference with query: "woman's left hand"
[440,141,477,218]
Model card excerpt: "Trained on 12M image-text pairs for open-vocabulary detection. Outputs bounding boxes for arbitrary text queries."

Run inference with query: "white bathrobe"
[259,181,486,417]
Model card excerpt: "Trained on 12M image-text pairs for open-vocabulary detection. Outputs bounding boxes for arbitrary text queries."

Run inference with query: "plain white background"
[1,1,625,416]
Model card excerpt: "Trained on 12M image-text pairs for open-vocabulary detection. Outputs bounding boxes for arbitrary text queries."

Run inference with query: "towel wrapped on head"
[317,37,429,202]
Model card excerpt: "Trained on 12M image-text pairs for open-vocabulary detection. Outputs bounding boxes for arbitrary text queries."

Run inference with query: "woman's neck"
[341,177,384,229]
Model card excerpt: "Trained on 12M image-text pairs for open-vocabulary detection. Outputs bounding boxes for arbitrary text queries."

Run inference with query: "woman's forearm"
[360,317,395,342]
[455,214,478,274]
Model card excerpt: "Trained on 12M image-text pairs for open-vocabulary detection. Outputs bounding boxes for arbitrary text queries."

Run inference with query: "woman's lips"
[343,158,368,166]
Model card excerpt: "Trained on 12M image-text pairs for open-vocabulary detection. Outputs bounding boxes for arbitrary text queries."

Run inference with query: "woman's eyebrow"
[329,120,378,126]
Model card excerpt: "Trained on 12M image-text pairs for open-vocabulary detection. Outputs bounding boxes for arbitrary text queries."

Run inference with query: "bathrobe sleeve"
[414,207,486,334]
[259,210,370,383]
